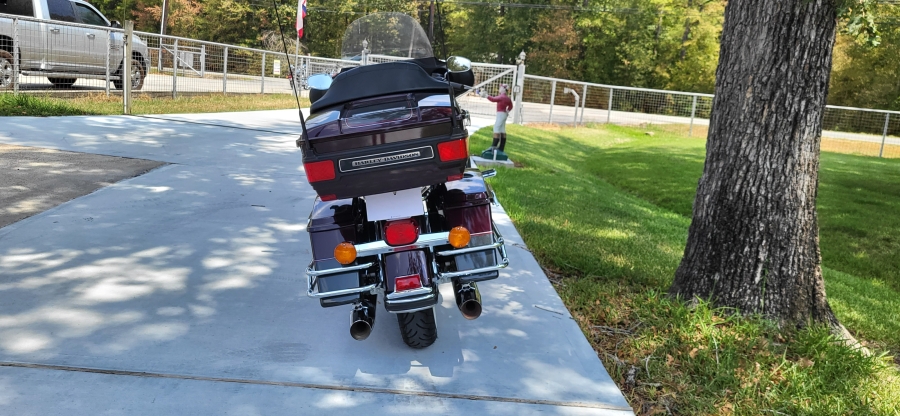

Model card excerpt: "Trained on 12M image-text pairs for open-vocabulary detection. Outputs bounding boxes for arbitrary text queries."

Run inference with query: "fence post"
[880,113,890,158]
[580,84,588,125]
[172,39,178,98]
[12,18,19,94]
[513,59,526,125]
[261,53,266,94]
[549,80,556,123]
[223,47,228,95]
[123,21,133,115]
[607,87,614,124]
[689,95,698,137]
[105,29,111,96]
[200,45,206,77]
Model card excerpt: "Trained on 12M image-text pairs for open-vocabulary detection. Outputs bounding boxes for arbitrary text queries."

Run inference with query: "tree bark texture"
[670,0,840,327]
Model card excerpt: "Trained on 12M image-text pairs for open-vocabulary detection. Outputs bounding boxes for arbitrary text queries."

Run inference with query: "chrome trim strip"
[384,293,436,304]
[386,287,433,300]
[385,305,434,314]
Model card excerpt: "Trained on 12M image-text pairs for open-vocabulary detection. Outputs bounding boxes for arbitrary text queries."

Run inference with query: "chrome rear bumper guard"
[306,262,378,298]
[305,224,509,299]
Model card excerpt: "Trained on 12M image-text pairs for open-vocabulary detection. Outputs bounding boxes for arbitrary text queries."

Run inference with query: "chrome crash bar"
[305,225,509,298]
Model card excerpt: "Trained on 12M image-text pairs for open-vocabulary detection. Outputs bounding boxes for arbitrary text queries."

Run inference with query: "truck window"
[73,3,106,26]
[0,0,35,17]
[47,0,76,22]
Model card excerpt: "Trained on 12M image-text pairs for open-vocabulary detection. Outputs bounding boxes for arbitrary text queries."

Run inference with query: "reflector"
[448,226,471,248]
[395,275,423,292]
[334,242,357,265]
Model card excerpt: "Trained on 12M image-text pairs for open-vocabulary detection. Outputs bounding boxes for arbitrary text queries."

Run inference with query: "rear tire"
[0,50,14,91]
[48,77,77,88]
[397,308,438,349]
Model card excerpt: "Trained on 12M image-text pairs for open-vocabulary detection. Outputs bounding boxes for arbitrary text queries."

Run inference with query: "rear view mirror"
[446,56,472,73]
[308,73,333,104]
[308,73,333,90]
[110,21,122,29]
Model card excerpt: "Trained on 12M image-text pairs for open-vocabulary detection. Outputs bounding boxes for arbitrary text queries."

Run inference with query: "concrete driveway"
[0,111,632,415]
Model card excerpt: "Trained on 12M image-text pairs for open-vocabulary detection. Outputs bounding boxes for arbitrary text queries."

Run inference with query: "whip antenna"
[270,0,308,137]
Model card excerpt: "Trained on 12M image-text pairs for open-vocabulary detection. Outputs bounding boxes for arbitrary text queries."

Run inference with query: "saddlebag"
[441,171,500,284]
[308,198,366,307]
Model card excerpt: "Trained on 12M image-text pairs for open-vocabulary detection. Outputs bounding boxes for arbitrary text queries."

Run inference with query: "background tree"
[670,0,877,333]
[527,9,579,79]
[830,2,900,110]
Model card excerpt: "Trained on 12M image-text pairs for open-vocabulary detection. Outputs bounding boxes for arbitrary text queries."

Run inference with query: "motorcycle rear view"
[298,13,508,348]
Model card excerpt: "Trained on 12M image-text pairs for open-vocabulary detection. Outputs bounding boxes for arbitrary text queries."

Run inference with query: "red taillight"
[304,160,335,183]
[447,173,463,182]
[384,218,419,246]
[437,139,468,162]
[320,194,337,201]
[395,275,423,292]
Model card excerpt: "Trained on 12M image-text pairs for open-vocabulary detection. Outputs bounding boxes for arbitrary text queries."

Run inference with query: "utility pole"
[160,0,169,36]
[428,0,435,42]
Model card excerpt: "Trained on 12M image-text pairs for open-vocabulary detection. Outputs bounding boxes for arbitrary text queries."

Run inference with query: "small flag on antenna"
[296,0,307,38]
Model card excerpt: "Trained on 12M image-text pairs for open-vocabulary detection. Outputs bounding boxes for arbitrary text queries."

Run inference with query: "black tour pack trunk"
[297,61,469,200]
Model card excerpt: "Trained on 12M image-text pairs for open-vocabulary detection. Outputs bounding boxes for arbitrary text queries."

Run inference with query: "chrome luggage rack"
[306,225,509,298]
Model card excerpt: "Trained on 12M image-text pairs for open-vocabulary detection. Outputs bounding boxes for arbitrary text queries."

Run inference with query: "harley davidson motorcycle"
[298,13,509,349]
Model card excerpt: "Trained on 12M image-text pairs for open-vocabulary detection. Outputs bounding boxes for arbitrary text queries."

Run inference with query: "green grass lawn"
[471,123,900,415]
[0,93,307,116]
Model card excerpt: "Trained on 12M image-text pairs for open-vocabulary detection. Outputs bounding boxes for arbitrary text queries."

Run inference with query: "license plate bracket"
[365,188,424,222]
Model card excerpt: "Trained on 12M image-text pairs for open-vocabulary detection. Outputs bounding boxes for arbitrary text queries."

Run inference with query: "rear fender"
[383,249,438,312]
[384,250,432,293]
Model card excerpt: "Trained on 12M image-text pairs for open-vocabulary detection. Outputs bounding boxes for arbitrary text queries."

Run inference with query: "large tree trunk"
[670,0,840,327]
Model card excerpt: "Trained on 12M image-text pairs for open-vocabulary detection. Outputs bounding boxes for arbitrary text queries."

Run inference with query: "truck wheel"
[397,308,437,349]
[0,50,14,91]
[48,78,77,88]
[113,58,145,91]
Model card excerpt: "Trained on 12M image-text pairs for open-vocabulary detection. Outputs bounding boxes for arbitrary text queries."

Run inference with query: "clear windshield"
[340,13,433,61]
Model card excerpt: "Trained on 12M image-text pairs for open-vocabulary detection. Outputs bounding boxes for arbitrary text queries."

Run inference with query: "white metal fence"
[519,74,900,158]
[2,12,897,158]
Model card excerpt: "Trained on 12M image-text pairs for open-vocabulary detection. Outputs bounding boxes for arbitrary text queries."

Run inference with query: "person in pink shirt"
[480,84,514,152]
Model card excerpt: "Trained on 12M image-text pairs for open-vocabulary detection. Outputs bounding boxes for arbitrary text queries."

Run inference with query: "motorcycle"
[297,13,509,349]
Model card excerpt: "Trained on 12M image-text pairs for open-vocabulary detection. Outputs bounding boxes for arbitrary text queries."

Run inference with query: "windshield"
[340,13,433,61]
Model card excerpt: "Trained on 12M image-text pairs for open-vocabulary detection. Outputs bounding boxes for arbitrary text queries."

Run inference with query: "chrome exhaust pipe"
[350,295,377,340]
[454,281,482,320]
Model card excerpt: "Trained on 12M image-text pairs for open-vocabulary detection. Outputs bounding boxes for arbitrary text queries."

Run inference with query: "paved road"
[13,73,298,95]
[0,111,632,415]
[0,144,164,228]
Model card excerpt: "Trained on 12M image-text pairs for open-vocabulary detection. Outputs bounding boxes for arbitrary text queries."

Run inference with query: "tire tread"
[397,309,437,349]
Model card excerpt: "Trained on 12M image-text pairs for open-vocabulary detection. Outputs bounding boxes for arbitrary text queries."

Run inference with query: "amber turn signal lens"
[448,226,471,249]
[334,242,357,265]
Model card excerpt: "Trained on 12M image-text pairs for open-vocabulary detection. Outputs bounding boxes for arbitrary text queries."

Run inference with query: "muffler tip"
[455,281,483,320]
[350,320,373,340]
[459,300,482,320]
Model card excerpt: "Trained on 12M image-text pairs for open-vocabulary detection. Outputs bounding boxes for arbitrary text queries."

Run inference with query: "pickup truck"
[0,0,149,90]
